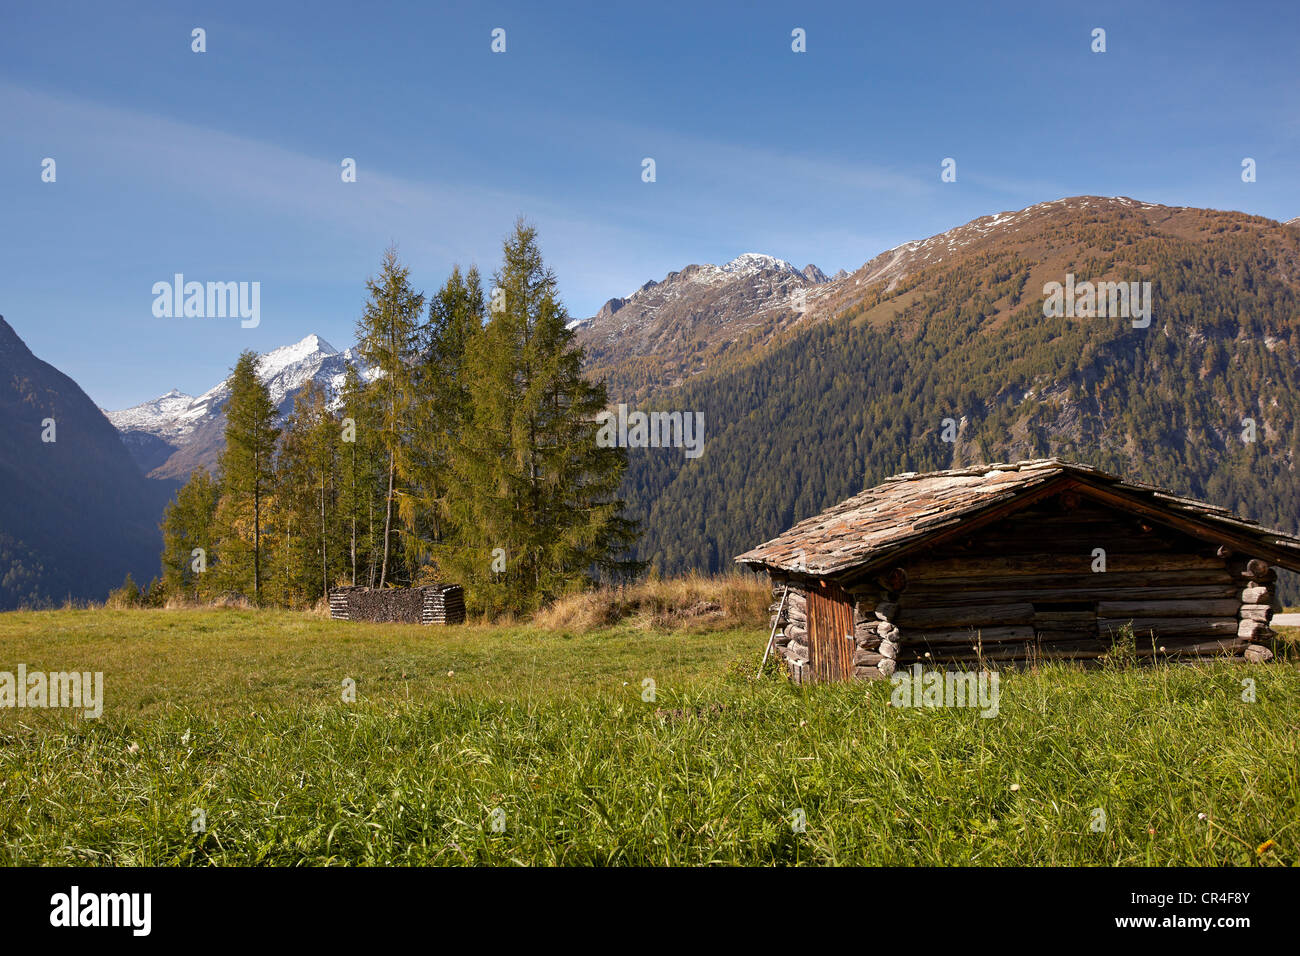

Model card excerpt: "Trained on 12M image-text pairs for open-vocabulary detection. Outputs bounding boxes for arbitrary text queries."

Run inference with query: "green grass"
[1,609,1297,866]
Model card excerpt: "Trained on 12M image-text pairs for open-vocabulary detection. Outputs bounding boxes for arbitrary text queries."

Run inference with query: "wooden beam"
[1098,599,1241,618]
[908,569,1234,590]
[1098,617,1240,637]
[897,602,1035,629]
[909,551,1224,580]
[903,625,1035,645]
[1075,483,1300,573]
[904,584,1238,605]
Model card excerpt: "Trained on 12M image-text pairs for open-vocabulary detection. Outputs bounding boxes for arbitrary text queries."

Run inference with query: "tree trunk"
[320,474,328,598]
[253,463,261,604]
[349,448,358,585]
[379,451,395,587]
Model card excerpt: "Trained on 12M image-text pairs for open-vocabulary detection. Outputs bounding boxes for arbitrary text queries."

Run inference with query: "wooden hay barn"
[329,584,465,625]
[735,459,1300,683]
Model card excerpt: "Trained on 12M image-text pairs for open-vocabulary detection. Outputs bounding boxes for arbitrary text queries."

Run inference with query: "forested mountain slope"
[0,316,172,607]
[616,198,1300,600]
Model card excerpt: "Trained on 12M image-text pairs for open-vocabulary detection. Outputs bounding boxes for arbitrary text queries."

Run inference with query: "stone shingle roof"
[735,458,1300,576]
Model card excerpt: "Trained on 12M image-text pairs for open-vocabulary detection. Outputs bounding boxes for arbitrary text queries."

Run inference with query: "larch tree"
[400,264,485,578]
[159,467,219,601]
[338,363,386,586]
[354,247,424,587]
[276,379,341,602]
[445,219,636,614]
[215,350,280,603]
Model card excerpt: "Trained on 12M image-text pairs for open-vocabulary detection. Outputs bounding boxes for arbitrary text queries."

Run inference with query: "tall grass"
[531,571,770,632]
[0,607,1295,866]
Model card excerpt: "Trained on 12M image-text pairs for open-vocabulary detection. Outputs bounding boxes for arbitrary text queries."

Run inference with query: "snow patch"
[105,333,373,442]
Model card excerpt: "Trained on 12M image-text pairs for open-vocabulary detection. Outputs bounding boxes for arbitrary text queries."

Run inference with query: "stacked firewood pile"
[854,599,899,678]
[769,586,809,682]
[329,584,466,625]
[1237,558,1280,662]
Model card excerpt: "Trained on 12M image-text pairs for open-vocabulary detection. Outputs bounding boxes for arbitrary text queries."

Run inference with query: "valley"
[5,195,1300,607]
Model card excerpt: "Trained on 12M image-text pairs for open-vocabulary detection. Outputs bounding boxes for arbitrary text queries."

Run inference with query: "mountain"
[572,252,834,400]
[106,334,373,480]
[610,197,1300,601]
[574,198,1205,400]
[85,196,1300,607]
[0,315,173,607]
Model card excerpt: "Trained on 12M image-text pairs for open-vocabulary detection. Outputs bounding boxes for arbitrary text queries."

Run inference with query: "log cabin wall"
[770,574,900,682]
[838,496,1276,672]
[846,583,897,679]
[768,576,813,683]
[740,461,1297,684]
[1237,559,1281,661]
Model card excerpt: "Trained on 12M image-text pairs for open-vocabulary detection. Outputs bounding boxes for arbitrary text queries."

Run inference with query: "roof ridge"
[882,457,1084,483]
[736,459,1300,575]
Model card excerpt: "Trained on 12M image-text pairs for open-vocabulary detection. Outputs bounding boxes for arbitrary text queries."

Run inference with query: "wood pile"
[329,584,466,625]
[770,585,811,681]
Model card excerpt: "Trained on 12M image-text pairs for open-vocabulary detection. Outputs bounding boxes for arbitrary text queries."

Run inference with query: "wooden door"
[807,582,856,683]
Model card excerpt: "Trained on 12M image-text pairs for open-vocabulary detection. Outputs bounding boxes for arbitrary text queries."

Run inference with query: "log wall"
[770,495,1281,682]
[879,499,1271,669]
[768,578,813,683]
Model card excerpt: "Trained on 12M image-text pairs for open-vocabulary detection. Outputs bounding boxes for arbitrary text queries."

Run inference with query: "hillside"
[580,197,1299,403]
[0,315,173,607]
[572,253,838,400]
[613,197,1300,600]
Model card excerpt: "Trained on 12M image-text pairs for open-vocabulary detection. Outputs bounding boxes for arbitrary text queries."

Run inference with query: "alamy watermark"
[152,274,260,328]
[890,663,999,717]
[50,886,150,936]
[0,666,102,718]
[596,403,704,459]
[1043,273,1151,328]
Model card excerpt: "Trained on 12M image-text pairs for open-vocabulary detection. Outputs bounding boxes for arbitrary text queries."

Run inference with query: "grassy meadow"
[0,590,1297,866]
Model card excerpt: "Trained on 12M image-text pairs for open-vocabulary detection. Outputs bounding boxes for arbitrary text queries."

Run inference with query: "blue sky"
[2,0,1298,409]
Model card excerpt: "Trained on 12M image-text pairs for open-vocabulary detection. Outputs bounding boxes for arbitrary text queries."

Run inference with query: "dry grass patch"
[533,573,770,632]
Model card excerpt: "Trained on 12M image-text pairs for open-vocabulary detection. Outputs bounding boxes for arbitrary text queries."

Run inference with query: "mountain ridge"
[610,196,1300,600]
[106,333,374,480]
[0,315,172,607]
[571,250,836,399]
[575,195,1300,402]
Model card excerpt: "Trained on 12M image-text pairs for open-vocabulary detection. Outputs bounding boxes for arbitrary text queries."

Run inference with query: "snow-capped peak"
[102,388,197,435]
[105,333,372,443]
[720,253,799,276]
[257,333,338,378]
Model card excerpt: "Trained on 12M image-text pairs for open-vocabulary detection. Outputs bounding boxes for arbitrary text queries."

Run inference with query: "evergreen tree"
[354,247,424,587]
[338,364,386,586]
[400,265,485,577]
[445,220,636,614]
[108,572,141,608]
[276,380,342,602]
[214,350,280,602]
[159,467,219,601]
